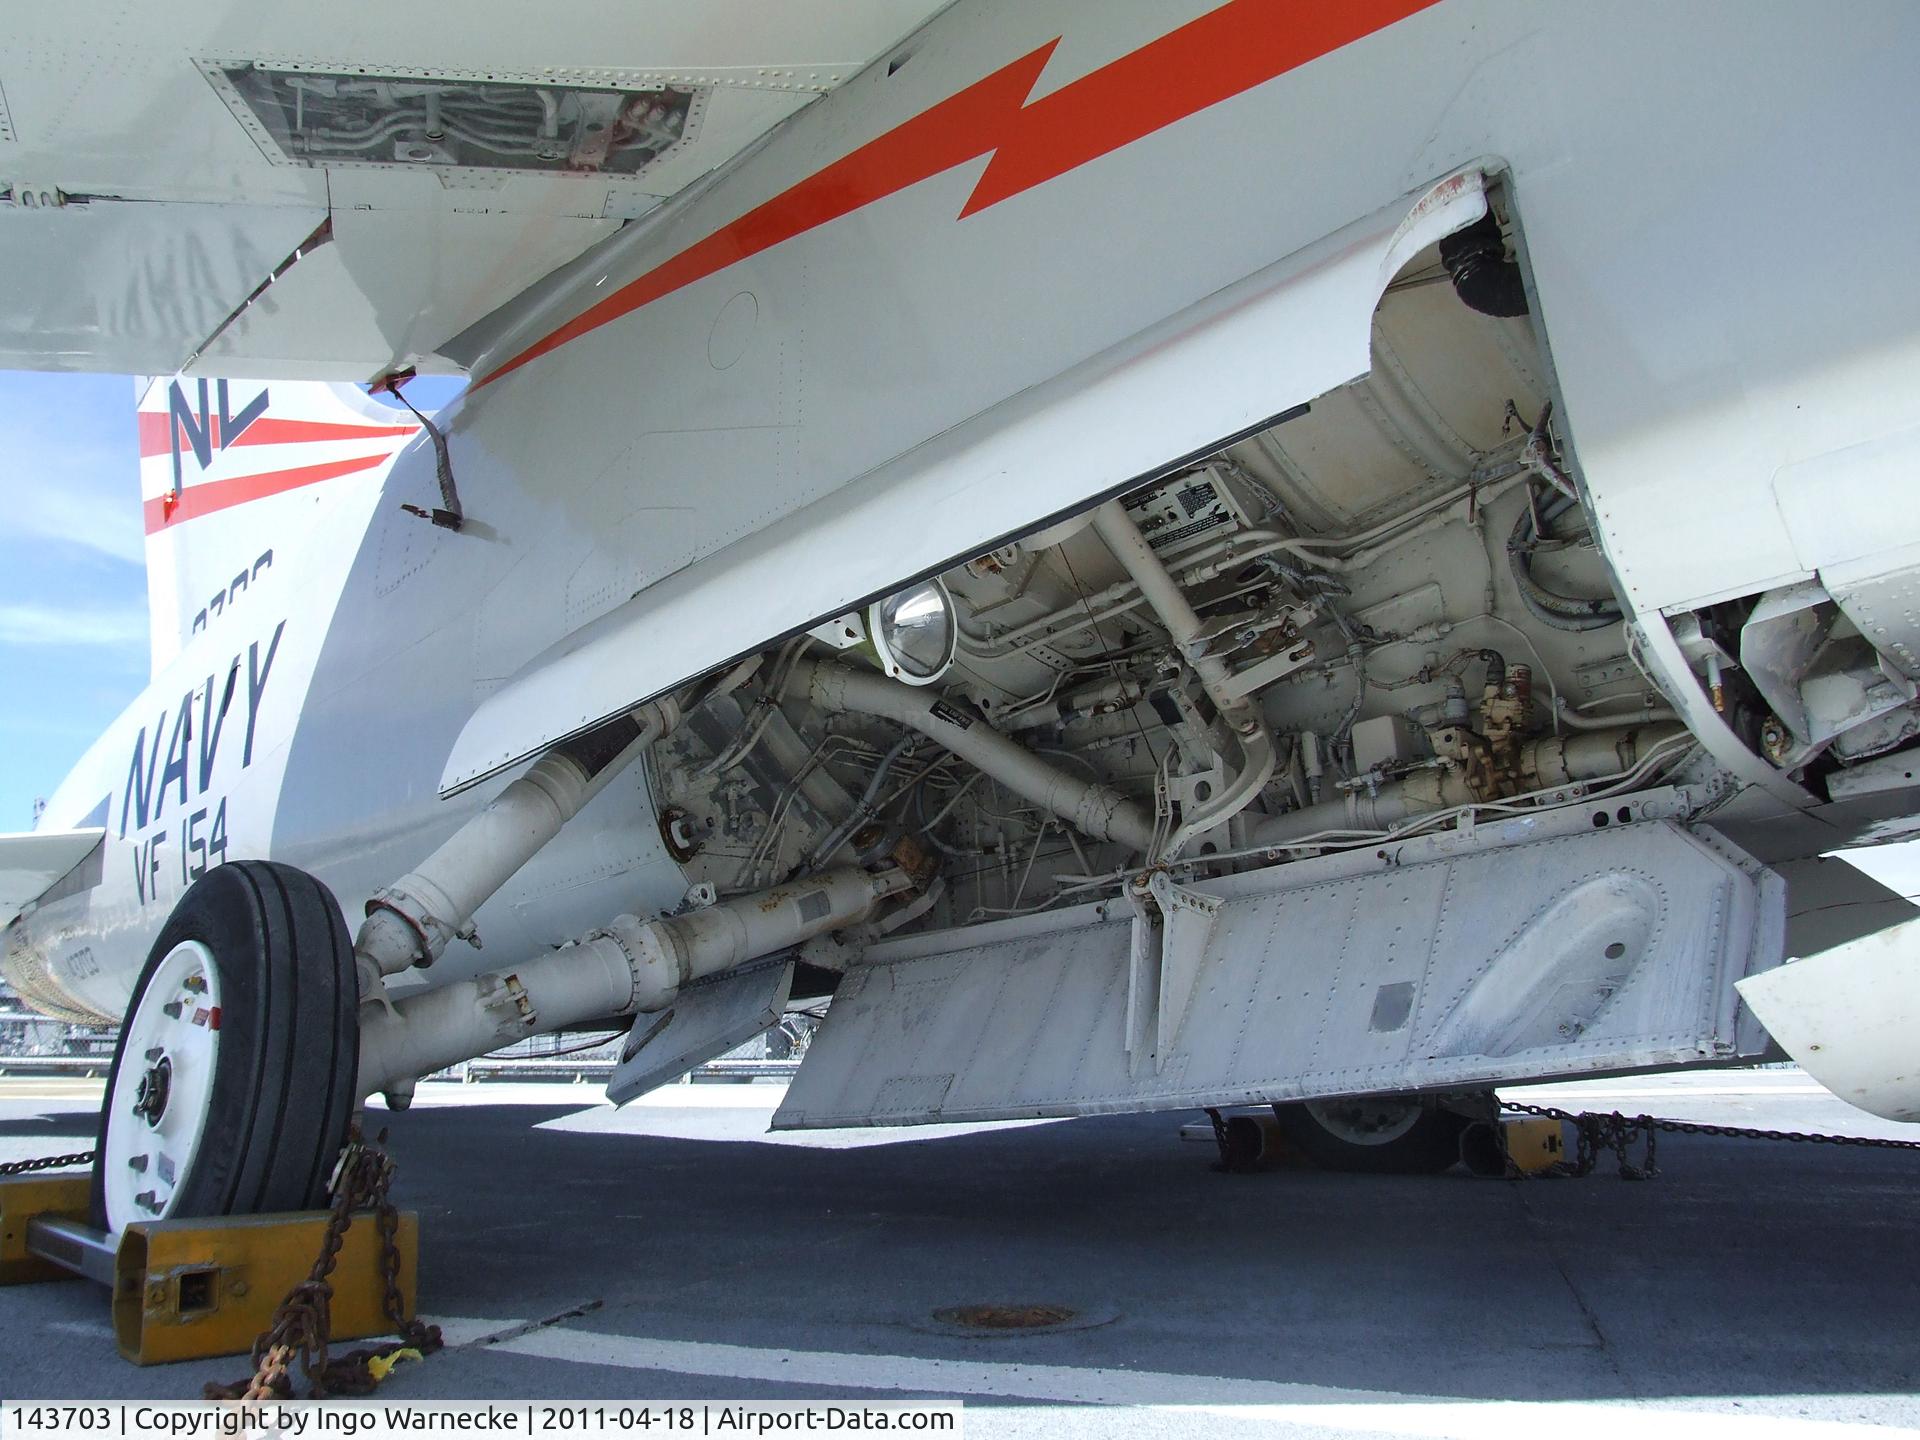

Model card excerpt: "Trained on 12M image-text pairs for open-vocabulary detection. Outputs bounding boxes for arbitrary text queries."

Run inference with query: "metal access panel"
[775,820,1784,1129]
[607,959,793,1105]
[206,66,699,178]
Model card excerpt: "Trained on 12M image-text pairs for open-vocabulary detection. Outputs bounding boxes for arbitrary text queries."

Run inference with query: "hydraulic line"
[1552,697,1678,730]
[806,733,915,869]
[1507,483,1623,631]
[791,660,1156,853]
[1089,500,1276,857]
[1091,501,1258,731]
[696,636,809,777]
[961,472,1528,664]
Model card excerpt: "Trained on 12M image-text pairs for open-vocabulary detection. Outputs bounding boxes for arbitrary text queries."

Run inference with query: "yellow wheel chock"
[0,1173,418,1366]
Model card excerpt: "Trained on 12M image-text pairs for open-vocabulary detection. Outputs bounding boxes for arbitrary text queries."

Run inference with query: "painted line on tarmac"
[444,1318,1908,1437]
[0,1080,107,1099]
[1505,1086,1830,1099]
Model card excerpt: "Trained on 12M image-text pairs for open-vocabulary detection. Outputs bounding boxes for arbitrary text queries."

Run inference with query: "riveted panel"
[776,820,1784,1128]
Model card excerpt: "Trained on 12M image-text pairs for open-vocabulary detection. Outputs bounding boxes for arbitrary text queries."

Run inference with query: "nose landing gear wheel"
[1271,1096,1470,1174]
[93,862,359,1231]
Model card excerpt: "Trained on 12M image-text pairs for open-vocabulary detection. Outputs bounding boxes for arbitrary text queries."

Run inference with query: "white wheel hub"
[102,941,223,1231]
[1304,1096,1424,1147]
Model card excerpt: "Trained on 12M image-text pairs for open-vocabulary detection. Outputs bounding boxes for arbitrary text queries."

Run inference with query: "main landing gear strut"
[94,697,914,1227]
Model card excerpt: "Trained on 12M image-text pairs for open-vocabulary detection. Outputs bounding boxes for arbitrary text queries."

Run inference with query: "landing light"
[868,578,957,687]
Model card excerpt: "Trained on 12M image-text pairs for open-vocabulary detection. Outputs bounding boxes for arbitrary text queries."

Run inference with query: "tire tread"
[93,862,359,1227]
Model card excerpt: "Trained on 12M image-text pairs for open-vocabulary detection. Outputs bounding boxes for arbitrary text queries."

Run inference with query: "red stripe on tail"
[144,452,394,534]
[137,412,417,459]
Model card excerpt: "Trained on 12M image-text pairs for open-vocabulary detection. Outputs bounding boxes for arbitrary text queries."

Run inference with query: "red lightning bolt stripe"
[960,0,1441,216]
[485,42,1057,385]
[486,0,1437,385]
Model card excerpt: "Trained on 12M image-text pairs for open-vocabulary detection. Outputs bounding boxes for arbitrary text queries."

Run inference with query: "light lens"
[874,580,955,682]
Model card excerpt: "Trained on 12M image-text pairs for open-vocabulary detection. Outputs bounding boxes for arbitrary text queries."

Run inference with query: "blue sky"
[0,370,461,832]
[0,373,147,831]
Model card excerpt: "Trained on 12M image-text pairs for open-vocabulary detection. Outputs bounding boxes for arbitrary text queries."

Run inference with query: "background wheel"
[93,862,359,1230]
[1272,1095,1467,1174]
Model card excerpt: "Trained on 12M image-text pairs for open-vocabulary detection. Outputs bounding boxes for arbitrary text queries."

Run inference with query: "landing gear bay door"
[774,807,1785,1129]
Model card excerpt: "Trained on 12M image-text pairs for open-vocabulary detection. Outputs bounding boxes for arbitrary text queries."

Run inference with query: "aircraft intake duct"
[791,660,1156,853]
[355,697,680,981]
[356,865,909,1100]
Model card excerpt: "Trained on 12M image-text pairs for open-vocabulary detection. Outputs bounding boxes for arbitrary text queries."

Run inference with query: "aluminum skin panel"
[0,1,947,374]
[0,201,325,374]
[1826,551,1920,685]
[188,207,630,383]
[774,821,1783,1128]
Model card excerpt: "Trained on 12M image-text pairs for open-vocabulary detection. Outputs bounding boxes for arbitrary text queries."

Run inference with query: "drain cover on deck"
[913,1302,1118,1340]
[932,1304,1078,1331]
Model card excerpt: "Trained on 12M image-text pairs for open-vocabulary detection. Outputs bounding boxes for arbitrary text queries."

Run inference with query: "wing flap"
[0,828,105,927]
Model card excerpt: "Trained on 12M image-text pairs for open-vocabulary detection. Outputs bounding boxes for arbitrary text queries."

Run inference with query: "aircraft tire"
[1271,1096,1468,1175]
[92,862,359,1230]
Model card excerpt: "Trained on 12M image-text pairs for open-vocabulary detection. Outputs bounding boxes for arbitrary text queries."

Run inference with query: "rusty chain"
[1502,1101,1659,1179]
[205,1127,441,1401]
[1500,1098,1920,1181]
[0,1149,95,1177]
[1202,1107,1236,1172]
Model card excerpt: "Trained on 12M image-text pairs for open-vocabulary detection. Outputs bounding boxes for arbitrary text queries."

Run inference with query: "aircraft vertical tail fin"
[136,376,420,675]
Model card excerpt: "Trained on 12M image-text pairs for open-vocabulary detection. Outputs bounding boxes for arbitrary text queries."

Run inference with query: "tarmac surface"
[2,1069,1918,1436]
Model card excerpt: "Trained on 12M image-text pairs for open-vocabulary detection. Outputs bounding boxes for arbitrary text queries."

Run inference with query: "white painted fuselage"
[12,0,1920,1044]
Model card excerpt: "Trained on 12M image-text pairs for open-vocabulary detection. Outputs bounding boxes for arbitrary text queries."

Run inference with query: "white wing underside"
[0,829,104,927]
[0,2,945,382]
